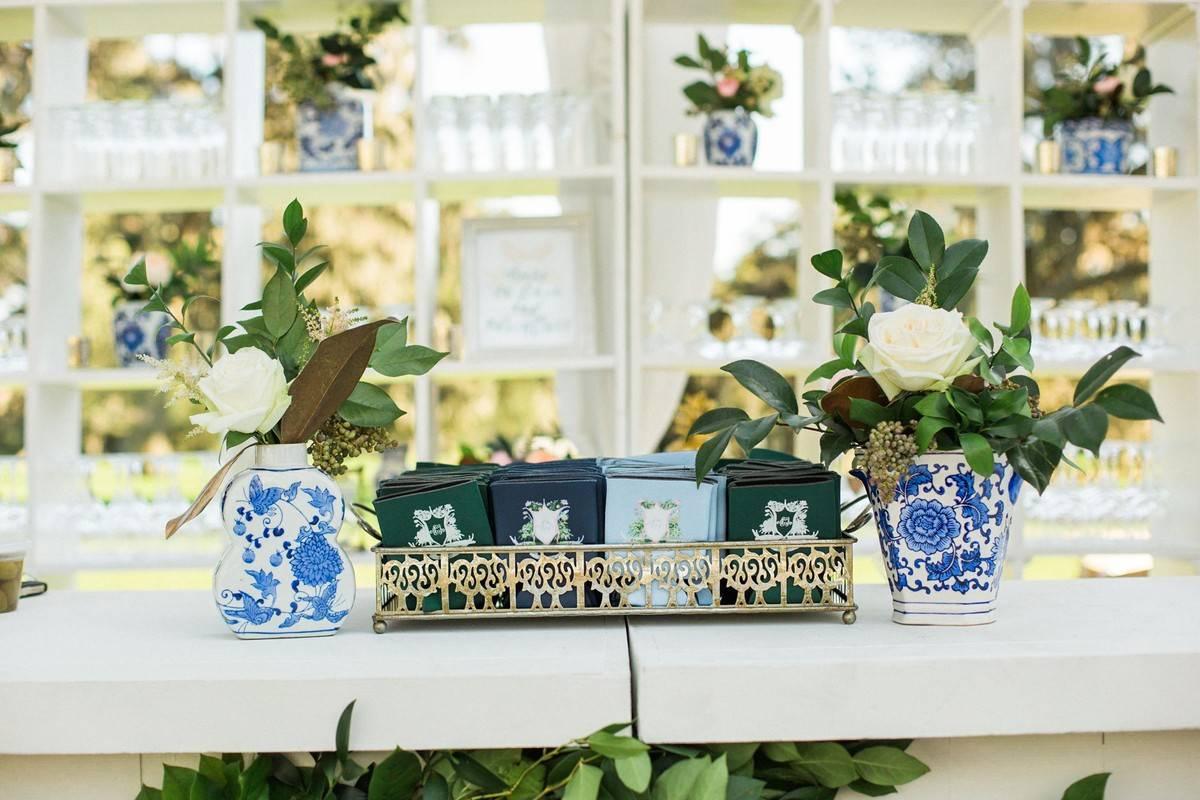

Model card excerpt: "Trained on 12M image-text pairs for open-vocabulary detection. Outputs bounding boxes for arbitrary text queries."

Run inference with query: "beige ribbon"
[164,442,255,539]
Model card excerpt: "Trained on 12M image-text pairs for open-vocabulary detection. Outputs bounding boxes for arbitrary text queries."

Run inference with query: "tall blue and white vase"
[703,108,757,167]
[854,451,1021,626]
[1057,117,1135,174]
[296,86,367,172]
[113,300,170,367]
[215,444,354,639]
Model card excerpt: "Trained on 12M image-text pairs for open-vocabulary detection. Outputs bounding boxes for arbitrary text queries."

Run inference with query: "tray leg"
[373,618,388,634]
[842,609,857,625]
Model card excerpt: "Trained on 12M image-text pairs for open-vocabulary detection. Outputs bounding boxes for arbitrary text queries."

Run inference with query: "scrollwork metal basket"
[372,538,856,631]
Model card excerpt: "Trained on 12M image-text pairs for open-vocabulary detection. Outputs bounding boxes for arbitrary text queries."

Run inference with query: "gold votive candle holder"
[673,133,699,167]
[1035,140,1061,174]
[1152,146,1178,178]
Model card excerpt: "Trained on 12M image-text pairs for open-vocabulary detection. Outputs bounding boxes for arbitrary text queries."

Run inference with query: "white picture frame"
[461,216,596,359]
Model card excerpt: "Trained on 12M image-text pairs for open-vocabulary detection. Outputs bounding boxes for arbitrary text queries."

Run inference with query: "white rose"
[126,251,172,290]
[190,348,293,437]
[859,303,980,400]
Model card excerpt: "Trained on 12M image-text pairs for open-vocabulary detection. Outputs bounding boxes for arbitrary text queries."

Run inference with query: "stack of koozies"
[722,458,841,604]
[375,463,498,611]
[601,453,722,607]
[489,459,606,608]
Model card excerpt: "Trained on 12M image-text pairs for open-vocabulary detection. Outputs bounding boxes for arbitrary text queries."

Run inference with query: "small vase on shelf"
[853,451,1020,626]
[703,108,757,167]
[214,443,354,639]
[296,85,368,173]
[112,300,170,368]
[1056,117,1135,175]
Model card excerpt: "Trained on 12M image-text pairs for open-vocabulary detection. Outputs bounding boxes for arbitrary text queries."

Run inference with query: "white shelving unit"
[2,0,1198,572]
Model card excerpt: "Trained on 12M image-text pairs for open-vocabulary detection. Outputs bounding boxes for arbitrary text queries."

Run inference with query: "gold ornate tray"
[372,537,857,631]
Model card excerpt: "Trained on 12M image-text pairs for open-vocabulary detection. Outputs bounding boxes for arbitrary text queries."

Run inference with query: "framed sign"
[461,216,596,358]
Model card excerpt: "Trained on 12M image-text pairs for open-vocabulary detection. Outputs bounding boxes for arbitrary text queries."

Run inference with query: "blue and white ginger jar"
[1057,117,1134,175]
[854,451,1021,626]
[113,300,170,367]
[215,444,354,638]
[704,108,758,167]
[296,85,366,172]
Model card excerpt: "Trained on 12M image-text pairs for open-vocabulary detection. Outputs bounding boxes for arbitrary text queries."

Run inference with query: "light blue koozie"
[604,471,717,607]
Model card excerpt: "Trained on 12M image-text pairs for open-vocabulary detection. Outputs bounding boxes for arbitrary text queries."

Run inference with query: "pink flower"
[716,75,741,98]
[1093,76,1122,96]
[321,53,349,67]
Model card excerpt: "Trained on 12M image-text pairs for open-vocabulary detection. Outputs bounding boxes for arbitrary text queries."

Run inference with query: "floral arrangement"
[254,3,405,108]
[107,234,218,306]
[1028,37,1173,138]
[690,210,1162,497]
[675,35,783,117]
[128,199,445,535]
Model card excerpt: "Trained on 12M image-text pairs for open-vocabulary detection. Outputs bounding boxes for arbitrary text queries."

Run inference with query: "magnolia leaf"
[907,210,945,269]
[339,382,403,428]
[723,359,798,415]
[810,249,843,280]
[278,319,393,444]
[689,407,749,436]
[958,432,994,476]
[820,376,888,428]
[1093,384,1162,421]
[1074,346,1140,404]
[848,398,890,427]
[851,747,930,786]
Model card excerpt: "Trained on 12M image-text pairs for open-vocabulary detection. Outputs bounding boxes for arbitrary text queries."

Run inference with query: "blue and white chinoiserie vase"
[854,451,1021,626]
[113,300,170,367]
[296,85,367,172]
[1057,117,1135,174]
[215,444,353,639]
[704,109,758,167]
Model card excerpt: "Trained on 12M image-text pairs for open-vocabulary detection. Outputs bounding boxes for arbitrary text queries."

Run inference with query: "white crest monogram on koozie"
[412,504,475,547]
[629,499,681,544]
[513,499,579,545]
[752,499,813,540]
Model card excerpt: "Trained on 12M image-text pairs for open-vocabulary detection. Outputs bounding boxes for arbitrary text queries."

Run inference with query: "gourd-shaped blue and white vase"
[215,444,354,639]
[703,108,757,167]
[296,85,366,172]
[113,300,170,367]
[854,451,1021,626]
[1057,117,1134,174]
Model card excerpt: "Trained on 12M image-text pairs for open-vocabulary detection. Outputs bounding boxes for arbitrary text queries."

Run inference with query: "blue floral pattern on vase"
[853,452,1021,626]
[113,300,170,367]
[1057,118,1134,174]
[296,86,366,172]
[215,447,353,638]
[703,109,757,167]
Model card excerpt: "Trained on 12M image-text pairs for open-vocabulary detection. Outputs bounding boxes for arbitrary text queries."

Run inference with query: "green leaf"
[834,332,857,365]
[792,742,857,788]
[238,756,272,800]
[452,754,508,792]
[339,382,403,427]
[938,239,987,282]
[674,54,703,68]
[1074,346,1140,404]
[959,432,994,476]
[907,210,945,269]
[692,754,728,800]
[335,701,354,764]
[371,344,447,378]
[1062,772,1111,800]
[1001,336,1034,371]
[166,332,196,347]
[851,746,930,787]
[614,752,652,793]
[813,286,854,309]
[946,387,983,424]
[849,398,890,427]
[263,267,298,339]
[819,426,855,466]
[162,765,197,800]
[846,779,897,796]
[196,755,226,788]
[143,292,170,314]
[967,318,994,351]
[1062,404,1109,457]
[186,774,222,800]
[260,243,295,274]
[734,414,778,454]
[1009,438,1063,494]
[651,756,710,800]
[283,199,307,248]
[806,358,851,385]
[564,764,603,800]
[936,266,978,310]
[915,416,954,453]
[124,259,149,286]
[778,789,835,800]
[724,775,766,800]
[422,774,450,800]
[810,249,844,280]
[1009,284,1031,333]
[587,731,649,759]
[873,255,926,302]
[914,392,953,419]
[696,425,736,482]
[689,407,750,436]
[709,743,758,774]
[722,359,798,415]
[368,749,421,800]
[984,387,1030,421]
[295,262,329,293]
[1093,383,1162,421]
[761,742,799,763]
[135,788,164,800]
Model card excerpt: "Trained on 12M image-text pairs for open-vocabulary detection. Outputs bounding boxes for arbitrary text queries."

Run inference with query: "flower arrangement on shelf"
[674,35,782,167]
[1027,37,1173,174]
[128,199,446,639]
[0,116,17,150]
[0,115,20,180]
[692,210,1161,625]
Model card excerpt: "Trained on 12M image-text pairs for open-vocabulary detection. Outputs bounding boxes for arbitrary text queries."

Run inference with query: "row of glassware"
[831,90,986,176]
[425,91,599,173]
[1023,441,1163,524]
[1030,298,1170,364]
[642,296,811,361]
[43,100,226,184]
[0,314,27,374]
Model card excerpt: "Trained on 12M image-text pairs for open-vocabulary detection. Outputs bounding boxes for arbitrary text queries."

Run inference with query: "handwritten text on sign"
[476,228,581,350]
